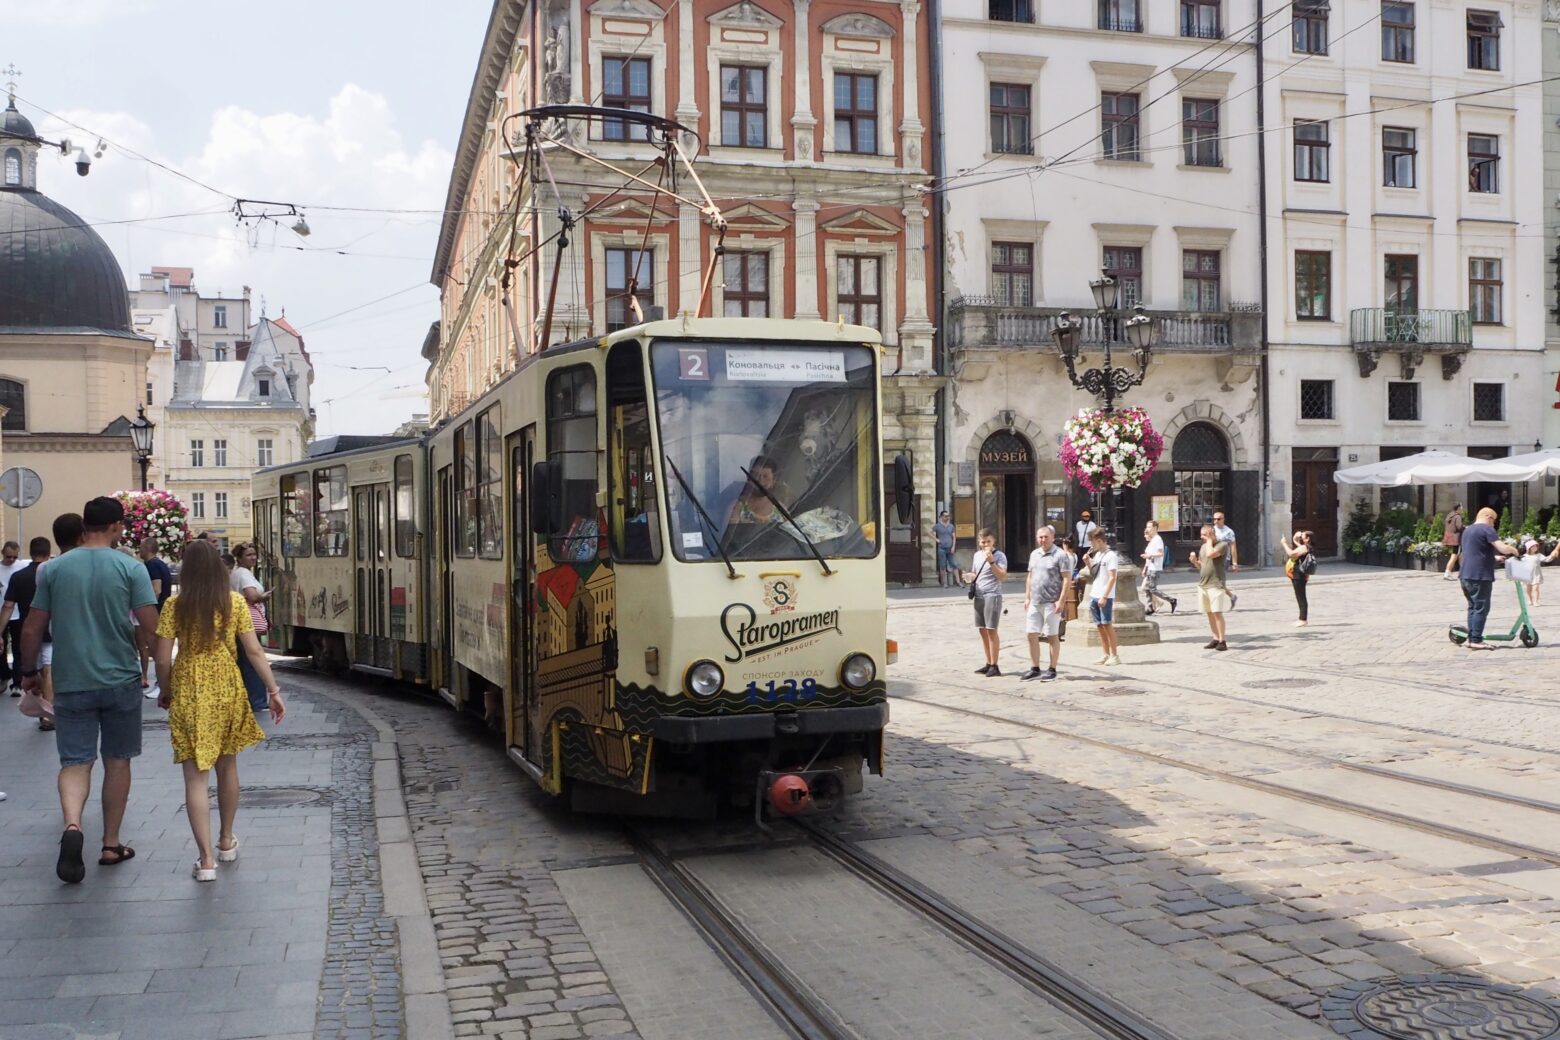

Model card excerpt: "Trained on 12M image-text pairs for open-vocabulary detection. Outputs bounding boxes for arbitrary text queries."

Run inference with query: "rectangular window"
[990,83,1033,156]
[834,72,878,155]
[1468,134,1499,193]
[605,247,654,332]
[1300,379,1335,420]
[991,242,1034,307]
[314,465,349,556]
[601,56,652,141]
[190,492,205,520]
[258,377,271,397]
[1295,251,1332,320]
[1470,258,1502,324]
[989,0,1033,22]
[213,305,227,329]
[213,343,228,361]
[722,251,769,317]
[1181,0,1221,38]
[257,438,273,468]
[394,454,416,557]
[547,366,600,562]
[191,439,204,468]
[454,422,476,557]
[1293,1,1328,54]
[1467,10,1501,70]
[720,65,767,148]
[1473,382,1504,421]
[837,255,882,331]
[1382,2,1414,62]
[1103,246,1143,308]
[1385,254,1419,312]
[1182,99,1220,167]
[1098,0,1141,32]
[215,491,229,519]
[281,474,311,557]
[1101,93,1141,161]
[1181,249,1221,312]
[1383,127,1416,188]
[1387,381,1421,421]
[477,406,503,559]
[145,381,153,406]
[214,439,227,467]
[1294,120,1330,182]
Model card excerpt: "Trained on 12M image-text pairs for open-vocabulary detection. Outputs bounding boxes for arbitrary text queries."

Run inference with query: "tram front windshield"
[650,341,880,563]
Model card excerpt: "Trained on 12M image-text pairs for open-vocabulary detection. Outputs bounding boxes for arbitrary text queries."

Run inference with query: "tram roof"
[581,316,885,351]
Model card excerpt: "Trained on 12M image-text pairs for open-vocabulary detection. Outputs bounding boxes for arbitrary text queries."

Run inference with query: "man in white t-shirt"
[1212,509,1239,608]
[1139,520,1176,616]
[1087,529,1121,666]
[0,540,19,693]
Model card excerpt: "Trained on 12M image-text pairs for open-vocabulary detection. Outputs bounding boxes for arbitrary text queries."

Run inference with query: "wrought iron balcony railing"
[1348,308,1471,348]
[948,297,1259,354]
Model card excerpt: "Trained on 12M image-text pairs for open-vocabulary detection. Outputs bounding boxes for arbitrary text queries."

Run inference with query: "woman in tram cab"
[726,455,789,527]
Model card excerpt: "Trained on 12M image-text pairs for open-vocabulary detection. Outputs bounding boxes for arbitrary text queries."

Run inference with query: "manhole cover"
[240,787,329,808]
[1095,685,1145,697]
[1328,977,1560,1040]
[1242,677,1326,690]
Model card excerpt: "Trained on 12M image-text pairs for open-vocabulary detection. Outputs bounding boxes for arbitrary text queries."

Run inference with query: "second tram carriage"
[254,317,903,815]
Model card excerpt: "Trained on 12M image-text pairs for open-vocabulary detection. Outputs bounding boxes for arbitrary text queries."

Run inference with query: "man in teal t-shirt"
[20,497,158,884]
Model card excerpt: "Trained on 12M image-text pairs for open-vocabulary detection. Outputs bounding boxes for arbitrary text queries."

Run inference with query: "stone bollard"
[1082,560,1161,646]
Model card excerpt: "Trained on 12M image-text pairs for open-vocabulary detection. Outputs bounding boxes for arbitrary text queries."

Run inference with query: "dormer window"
[258,378,271,397]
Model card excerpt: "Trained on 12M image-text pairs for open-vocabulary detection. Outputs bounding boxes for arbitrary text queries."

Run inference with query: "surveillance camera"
[73,148,91,176]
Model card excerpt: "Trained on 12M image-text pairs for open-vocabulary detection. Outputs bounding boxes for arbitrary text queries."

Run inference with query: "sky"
[6,0,493,435]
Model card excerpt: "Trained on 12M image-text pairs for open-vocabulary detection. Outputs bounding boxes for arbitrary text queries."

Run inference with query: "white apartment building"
[129,266,253,364]
[1266,0,1547,546]
[942,0,1269,569]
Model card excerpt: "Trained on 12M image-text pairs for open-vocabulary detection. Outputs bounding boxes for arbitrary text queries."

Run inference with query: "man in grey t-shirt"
[1022,526,1071,683]
[932,511,959,588]
[963,528,1008,676]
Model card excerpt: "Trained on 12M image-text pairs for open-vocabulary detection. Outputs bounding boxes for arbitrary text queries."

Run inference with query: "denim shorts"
[1089,598,1115,624]
[53,682,143,766]
[937,546,956,572]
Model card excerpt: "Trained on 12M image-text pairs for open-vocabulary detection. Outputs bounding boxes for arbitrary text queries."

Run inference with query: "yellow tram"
[255,317,904,815]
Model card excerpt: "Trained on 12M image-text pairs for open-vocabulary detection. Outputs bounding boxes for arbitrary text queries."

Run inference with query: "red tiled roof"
[269,313,311,365]
[151,266,194,287]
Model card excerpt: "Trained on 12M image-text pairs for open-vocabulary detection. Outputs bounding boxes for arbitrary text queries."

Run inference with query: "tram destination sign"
[726,348,846,383]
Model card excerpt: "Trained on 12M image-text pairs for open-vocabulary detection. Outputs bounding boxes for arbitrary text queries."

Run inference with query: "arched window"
[1172,421,1229,542]
[0,379,24,430]
[3,150,19,186]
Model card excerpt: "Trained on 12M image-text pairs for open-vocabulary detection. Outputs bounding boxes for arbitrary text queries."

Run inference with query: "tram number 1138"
[745,677,820,705]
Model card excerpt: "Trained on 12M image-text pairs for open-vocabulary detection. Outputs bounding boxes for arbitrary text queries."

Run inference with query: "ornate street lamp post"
[129,404,155,491]
[1050,271,1155,413]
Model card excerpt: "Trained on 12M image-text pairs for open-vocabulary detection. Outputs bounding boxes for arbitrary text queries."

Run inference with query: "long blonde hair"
[173,539,233,654]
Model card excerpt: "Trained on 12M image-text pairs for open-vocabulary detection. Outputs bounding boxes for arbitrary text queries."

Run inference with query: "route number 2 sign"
[679,348,710,380]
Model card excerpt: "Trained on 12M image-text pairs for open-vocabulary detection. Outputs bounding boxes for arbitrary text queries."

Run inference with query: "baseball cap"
[82,496,125,527]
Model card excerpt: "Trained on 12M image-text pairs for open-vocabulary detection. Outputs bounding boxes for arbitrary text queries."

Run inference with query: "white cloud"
[34,85,449,435]
[4,0,157,29]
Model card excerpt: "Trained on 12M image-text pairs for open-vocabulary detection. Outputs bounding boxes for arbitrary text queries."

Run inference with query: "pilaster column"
[676,0,700,124]
[791,0,818,161]
[793,199,821,319]
[679,202,703,314]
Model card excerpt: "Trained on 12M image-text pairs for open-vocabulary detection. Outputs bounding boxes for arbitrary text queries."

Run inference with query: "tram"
[254,317,907,816]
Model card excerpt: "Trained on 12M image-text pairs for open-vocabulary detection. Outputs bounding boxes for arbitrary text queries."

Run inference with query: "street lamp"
[1050,269,1156,413]
[129,404,155,491]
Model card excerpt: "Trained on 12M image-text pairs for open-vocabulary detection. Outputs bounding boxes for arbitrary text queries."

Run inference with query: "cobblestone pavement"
[0,679,399,1040]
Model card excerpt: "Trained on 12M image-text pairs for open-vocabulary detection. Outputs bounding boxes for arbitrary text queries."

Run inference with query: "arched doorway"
[1172,422,1230,548]
[978,430,1034,571]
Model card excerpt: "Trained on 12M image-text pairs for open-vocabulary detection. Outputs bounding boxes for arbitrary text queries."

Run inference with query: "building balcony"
[948,297,1260,356]
[1348,308,1471,379]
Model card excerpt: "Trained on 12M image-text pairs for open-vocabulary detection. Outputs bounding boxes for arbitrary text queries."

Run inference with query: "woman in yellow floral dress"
[153,540,286,881]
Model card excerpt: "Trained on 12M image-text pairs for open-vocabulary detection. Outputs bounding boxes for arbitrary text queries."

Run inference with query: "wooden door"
[1291,454,1338,555]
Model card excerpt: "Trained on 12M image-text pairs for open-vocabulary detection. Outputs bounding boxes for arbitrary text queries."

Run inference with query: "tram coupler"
[754,767,846,831]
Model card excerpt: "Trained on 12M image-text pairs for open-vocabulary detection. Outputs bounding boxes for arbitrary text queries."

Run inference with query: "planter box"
[1365,550,1382,566]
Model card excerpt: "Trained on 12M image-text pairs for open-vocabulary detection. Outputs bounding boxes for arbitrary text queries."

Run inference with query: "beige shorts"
[1198,586,1232,614]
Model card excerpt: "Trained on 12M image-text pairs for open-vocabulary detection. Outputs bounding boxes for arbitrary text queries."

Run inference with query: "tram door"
[437,466,455,694]
[507,428,538,762]
[352,484,392,668]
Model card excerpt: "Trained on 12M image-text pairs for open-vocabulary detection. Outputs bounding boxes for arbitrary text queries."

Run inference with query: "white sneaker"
[1096,655,1110,665]
[1105,654,1121,666]
[0,792,7,801]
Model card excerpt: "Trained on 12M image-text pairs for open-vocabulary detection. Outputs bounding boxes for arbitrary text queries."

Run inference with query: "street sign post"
[0,467,44,546]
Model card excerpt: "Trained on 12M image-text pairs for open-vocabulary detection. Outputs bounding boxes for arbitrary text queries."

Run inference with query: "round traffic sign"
[0,467,43,510]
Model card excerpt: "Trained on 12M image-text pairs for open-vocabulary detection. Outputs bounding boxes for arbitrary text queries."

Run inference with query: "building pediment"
[708,0,784,28]
[724,203,791,230]
[593,198,678,225]
[588,0,668,21]
[820,208,900,236]
[821,12,894,37]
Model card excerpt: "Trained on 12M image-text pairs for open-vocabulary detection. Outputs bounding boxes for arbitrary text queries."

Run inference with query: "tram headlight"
[839,652,876,691]
[684,660,725,698]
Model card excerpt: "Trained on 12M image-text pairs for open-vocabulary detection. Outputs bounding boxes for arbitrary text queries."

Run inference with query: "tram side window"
[455,422,477,557]
[314,465,349,557]
[547,365,600,562]
[394,454,416,557]
[477,406,504,559]
[281,474,312,557]
[607,342,661,562]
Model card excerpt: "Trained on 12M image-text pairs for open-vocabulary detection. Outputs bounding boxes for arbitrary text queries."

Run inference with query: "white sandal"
[217,837,240,863]
[193,863,217,882]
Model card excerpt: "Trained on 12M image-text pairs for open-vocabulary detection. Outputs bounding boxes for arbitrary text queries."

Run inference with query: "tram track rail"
[896,693,1560,869]
[627,822,1182,1040]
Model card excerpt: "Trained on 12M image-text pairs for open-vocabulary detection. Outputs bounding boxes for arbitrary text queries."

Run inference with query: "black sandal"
[98,844,135,866]
[57,828,85,883]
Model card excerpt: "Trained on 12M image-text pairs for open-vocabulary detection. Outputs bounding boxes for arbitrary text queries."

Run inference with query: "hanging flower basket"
[1060,407,1165,493]
[114,489,192,560]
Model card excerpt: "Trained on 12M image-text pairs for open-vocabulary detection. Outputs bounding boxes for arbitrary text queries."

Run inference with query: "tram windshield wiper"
[663,454,737,579]
[740,465,833,576]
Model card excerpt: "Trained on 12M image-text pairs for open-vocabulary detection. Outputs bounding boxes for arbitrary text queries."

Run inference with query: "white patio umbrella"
[1499,447,1560,478]
[1333,449,1540,486]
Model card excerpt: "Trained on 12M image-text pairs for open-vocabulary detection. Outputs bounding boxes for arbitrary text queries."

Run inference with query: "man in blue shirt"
[19,497,158,883]
[1458,506,1518,650]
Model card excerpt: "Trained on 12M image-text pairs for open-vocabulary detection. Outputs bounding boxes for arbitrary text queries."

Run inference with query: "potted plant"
[1060,407,1165,493]
[1364,534,1382,567]
[114,489,191,560]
